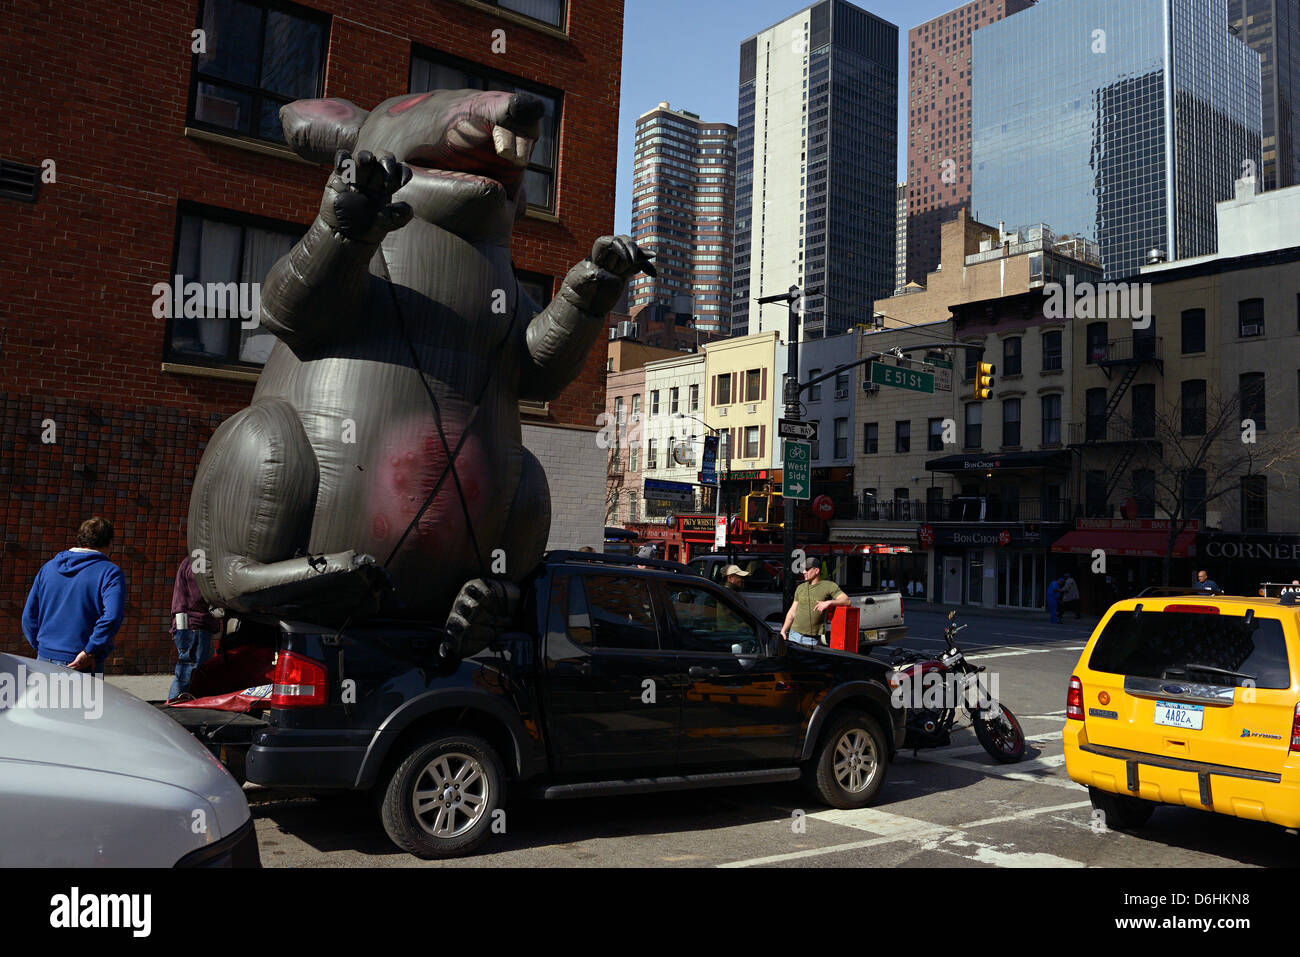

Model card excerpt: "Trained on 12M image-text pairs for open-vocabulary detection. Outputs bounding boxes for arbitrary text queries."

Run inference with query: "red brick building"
[0,0,623,671]
[905,0,1033,283]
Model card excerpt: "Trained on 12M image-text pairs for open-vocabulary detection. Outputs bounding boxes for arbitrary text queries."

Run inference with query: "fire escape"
[1069,332,1164,507]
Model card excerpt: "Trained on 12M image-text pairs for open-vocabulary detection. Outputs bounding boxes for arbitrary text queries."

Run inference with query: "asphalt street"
[244,607,1300,867]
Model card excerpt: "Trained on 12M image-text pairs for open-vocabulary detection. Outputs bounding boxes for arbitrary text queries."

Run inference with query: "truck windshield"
[1088,611,1291,689]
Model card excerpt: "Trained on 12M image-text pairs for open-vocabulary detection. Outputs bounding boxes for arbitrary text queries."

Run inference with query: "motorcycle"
[887,610,1026,763]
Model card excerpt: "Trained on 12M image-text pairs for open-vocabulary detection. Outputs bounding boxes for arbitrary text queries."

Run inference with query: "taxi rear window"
[1088,611,1292,689]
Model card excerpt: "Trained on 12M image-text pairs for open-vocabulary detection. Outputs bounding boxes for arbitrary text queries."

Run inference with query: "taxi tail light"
[270,651,328,708]
[1067,675,1084,720]
[1290,703,1300,753]
[1163,604,1219,614]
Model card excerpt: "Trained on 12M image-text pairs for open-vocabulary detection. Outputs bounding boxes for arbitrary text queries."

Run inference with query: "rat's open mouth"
[405,123,534,201]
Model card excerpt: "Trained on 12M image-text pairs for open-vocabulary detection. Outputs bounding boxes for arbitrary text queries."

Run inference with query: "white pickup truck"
[687,552,907,648]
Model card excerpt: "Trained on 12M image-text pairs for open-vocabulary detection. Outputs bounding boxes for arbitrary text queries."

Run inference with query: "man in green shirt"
[780,557,849,648]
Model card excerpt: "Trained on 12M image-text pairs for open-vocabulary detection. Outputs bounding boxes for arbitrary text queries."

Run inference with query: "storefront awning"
[1052,528,1196,558]
[924,450,1073,473]
[828,523,919,546]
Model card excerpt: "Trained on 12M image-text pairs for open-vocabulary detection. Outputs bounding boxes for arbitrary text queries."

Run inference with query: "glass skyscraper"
[972,0,1262,279]
[1227,0,1300,189]
[731,0,897,338]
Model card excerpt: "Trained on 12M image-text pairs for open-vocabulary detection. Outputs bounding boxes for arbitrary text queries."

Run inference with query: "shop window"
[1242,475,1268,531]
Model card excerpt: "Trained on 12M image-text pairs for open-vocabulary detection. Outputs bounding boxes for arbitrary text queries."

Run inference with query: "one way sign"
[778,418,818,441]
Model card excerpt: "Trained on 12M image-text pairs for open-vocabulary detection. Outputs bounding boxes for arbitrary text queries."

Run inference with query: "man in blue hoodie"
[22,516,126,675]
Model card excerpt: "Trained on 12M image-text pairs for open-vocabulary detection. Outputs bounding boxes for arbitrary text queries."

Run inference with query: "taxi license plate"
[861,629,878,642]
[1154,700,1204,730]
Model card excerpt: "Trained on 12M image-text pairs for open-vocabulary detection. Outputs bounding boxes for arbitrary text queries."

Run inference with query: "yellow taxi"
[1063,587,1300,831]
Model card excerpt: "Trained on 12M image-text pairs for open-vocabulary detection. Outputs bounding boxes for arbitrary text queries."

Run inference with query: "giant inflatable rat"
[187,90,649,628]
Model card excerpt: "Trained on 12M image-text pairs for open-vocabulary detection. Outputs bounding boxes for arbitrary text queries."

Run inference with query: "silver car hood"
[0,654,249,840]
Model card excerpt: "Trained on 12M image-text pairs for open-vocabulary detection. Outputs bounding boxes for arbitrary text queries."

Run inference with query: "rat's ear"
[279,98,370,164]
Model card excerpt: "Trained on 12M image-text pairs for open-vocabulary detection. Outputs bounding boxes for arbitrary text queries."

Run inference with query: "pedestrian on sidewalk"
[1046,577,1062,624]
[1060,573,1081,619]
[169,555,220,699]
[780,557,849,648]
[21,516,125,675]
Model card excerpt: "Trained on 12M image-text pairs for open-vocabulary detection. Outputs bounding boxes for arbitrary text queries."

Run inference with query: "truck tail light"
[270,651,328,708]
[1290,703,1300,753]
[1067,675,1084,720]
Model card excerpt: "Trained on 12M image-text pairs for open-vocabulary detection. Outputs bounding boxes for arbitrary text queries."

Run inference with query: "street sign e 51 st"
[870,362,935,394]
[782,439,811,501]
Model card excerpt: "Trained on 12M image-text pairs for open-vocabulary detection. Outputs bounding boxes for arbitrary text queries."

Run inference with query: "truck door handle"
[688,666,720,679]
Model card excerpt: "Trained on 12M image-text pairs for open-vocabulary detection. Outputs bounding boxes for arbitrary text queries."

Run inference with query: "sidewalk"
[904,600,1101,627]
[106,673,172,703]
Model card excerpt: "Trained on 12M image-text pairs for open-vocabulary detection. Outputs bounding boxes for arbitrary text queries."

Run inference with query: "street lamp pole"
[757,284,816,613]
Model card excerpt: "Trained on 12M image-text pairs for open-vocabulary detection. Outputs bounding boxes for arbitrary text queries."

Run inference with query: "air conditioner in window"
[718,407,728,416]
[834,389,848,399]
[1241,323,1262,337]
[746,404,758,413]
[863,382,880,394]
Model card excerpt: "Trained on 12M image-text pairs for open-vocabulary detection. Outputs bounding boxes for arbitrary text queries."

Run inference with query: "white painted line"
[938,730,1062,758]
[960,800,1092,829]
[806,805,950,839]
[718,832,913,867]
[967,647,1053,660]
[899,750,1084,791]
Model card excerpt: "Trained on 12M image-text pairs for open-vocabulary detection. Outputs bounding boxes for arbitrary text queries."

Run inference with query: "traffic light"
[972,360,995,400]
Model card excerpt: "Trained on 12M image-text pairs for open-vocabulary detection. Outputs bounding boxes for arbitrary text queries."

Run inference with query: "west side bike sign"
[918,524,1042,548]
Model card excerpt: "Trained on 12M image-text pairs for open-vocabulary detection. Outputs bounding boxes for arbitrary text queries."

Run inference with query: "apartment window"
[1041,331,1062,371]
[1181,309,1206,354]
[1240,372,1266,430]
[1181,380,1206,436]
[928,417,945,451]
[1131,384,1155,438]
[1241,475,1268,531]
[745,368,761,401]
[189,0,328,144]
[411,49,562,211]
[670,387,679,414]
[963,346,978,380]
[614,396,624,425]
[809,368,822,401]
[1238,298,1265,337]
[744,426,760,458]
[895,420,911,453]
[1134,317,1157,359]
[1002,336,1021,376]
[1085,387,1106,441]
[1085,322,1108,364]
[963,403,981,449]
[834,418,848,459]
[629,444,638,471]
[689,384,699,412]
[471,0,564,27]
[1085,470,1106,517]
[647,438,657,470]
[631,393,641,417]
[1041,394,1062,444]
[835,371,849,395]
[863,422,879,454]
[716,373,732,404]
[810,432,821,461]
[1001,398,1020,447]
[166,204,304,366]
[1133,469,1155,519]
[650,390,659,415]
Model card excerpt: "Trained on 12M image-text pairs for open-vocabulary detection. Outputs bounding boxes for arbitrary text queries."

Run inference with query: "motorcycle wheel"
[972,703,1025,763]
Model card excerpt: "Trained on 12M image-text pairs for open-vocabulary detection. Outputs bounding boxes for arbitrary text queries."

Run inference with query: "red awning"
[1051,528,1196,558]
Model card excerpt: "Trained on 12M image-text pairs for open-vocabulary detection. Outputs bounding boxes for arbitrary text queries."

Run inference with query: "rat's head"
[280,90,543,241]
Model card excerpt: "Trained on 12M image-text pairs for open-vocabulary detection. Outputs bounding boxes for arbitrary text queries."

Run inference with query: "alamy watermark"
[0,663,103,718]
[1042,276,1152,326]
[152,275,261,329]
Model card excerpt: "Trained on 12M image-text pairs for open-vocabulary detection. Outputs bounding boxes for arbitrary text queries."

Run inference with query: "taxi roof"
[1109,593,1300,613]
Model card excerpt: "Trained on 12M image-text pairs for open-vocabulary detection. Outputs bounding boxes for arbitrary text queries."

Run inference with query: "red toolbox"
[828,605,860,653]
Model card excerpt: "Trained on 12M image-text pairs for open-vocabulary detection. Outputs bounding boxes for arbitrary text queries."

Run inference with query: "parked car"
[688,551,907,647]
[0,654,259,867]
[1064,590,1300,832]
[162,551,904,859]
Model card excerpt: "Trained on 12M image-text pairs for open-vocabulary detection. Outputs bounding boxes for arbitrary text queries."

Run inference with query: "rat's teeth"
[492,126,532,166]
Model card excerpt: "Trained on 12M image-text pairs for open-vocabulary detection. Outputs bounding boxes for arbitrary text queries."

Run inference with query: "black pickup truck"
[165,551,904,859]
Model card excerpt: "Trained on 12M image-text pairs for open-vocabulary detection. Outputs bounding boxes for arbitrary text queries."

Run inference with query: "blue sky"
[614,0,972,234]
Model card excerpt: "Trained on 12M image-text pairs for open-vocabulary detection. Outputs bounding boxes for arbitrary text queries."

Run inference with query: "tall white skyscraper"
[731,0,899,339]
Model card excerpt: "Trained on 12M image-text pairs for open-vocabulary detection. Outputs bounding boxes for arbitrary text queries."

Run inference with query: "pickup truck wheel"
[379,731,505,859]
[805,710,888,809]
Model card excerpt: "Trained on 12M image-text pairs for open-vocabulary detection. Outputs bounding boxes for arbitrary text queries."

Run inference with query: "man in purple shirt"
[169,555,219,699]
